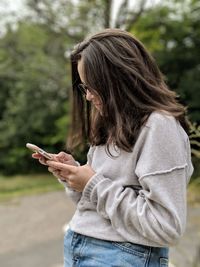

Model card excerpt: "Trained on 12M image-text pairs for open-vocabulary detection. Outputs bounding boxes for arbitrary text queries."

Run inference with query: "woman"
[33,29,193,267]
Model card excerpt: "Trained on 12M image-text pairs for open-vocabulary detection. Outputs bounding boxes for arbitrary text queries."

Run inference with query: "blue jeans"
[64,229,169,267]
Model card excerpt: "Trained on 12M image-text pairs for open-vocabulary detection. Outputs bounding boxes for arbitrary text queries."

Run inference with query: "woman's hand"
[32,151,79,180]
[46,160,96,192]
[32,152,56,165]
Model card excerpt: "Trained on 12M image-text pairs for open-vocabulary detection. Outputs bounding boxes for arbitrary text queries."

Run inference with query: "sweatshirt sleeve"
[58,146,95,204]
[58,179,82,204]
[81,113,193,246]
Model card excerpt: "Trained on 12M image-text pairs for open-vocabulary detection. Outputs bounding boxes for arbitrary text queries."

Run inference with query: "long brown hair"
[68,28,189,154]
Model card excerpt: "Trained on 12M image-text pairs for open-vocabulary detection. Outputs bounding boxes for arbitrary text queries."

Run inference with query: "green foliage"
[189,122,200,159]
[0,0,199,176]
[189,122,200,179]
[0,0,103,174]
[131,0,200,123]
[0,22,70,174]
[26,0,106,36]
[130,0,200,179]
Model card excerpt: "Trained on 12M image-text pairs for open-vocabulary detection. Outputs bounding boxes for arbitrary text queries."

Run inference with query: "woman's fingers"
[32,153,58,165]
[55,152,77,166]
[48,166,60,175]
[31,153,47,165]
[48,167,54,173]
[47,161,77,173]
[32,153,40,159]
[39,157,48,165]
[52,170,61,178]
[56,151,72,161]
[47,166,66,181]
[31,152,77,183]
[32,151,76,167]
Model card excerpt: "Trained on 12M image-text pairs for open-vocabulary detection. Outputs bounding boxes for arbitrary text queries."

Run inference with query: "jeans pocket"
[112,241,150,257]
[160,257,169,267]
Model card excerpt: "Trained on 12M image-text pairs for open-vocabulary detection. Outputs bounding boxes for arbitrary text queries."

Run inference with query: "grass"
[0,173,200,205]
[0,174,63,203]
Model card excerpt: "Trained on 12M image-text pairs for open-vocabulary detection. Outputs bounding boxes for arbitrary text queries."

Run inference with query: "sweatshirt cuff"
[82,173,103,202]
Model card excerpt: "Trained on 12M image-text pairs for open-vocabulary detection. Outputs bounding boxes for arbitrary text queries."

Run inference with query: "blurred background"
[0,0,199,267]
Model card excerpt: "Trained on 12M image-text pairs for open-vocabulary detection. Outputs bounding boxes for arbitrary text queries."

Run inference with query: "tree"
[25,0,149,33]
[130,0,200,178]
[0,0,199,175]
[0,23,70,174]
[130,0,200,123]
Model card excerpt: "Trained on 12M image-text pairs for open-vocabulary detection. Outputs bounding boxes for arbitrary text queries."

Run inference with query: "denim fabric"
[64,229,169,267]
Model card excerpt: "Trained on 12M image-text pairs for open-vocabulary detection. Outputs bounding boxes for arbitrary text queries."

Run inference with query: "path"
[169,203,200,267]
[0,191,75,267]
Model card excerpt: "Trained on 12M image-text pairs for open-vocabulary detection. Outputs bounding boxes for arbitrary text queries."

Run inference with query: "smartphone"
[26,143,53,160]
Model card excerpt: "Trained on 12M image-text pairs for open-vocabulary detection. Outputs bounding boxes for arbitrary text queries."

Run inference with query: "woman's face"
[77,59,102,111]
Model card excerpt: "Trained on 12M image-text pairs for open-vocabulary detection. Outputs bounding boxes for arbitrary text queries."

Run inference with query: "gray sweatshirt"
[60,111,194,247]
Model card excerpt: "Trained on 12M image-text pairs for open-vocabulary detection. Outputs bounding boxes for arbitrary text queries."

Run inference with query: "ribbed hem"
[82,173,103,202]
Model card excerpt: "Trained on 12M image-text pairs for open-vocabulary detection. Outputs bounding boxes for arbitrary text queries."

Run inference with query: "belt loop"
[71,231,78,250]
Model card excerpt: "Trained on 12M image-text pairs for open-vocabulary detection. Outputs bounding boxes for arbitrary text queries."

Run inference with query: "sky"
[0,0,26,34]
[0,0,161,18]
[0,0,25,14]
